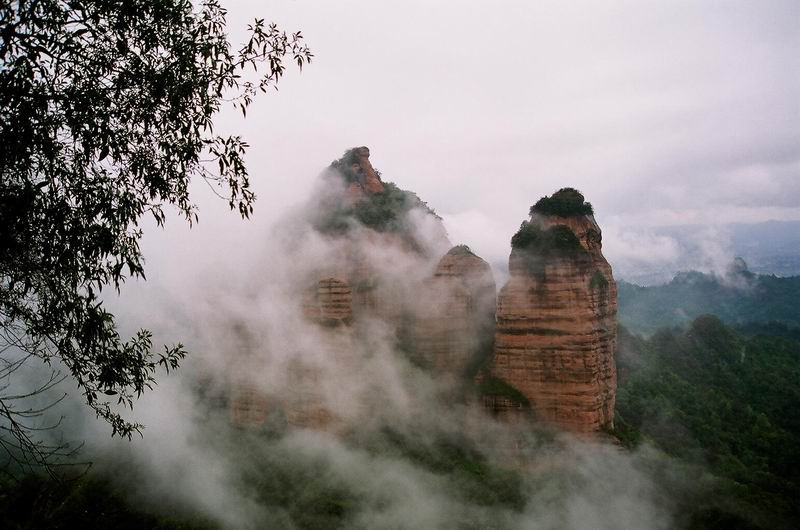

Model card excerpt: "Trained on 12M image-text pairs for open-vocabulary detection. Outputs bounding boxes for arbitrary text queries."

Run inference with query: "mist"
[204,0,800,284]
[4,1,797,527]
[6,152,716,529]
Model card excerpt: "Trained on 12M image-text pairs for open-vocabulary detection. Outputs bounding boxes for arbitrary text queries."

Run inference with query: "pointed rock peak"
[437,245,493,278]
[521,188,603,255]
[726,256,754,279]
[447,244,477,257]
[330,145,385,196]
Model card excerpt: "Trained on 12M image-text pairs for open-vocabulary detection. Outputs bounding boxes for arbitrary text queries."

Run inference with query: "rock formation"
[225,150,619,443]
[283,356,342,431]
[303,278,354,325]
[412,245,496,378]
[230,383,270,428]
[352,146,386,195]
[487,188,617,434]
[292,278,359,431]
[339,146,385,204]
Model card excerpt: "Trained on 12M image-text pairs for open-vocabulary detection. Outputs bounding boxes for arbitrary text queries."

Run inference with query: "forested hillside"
[615,316,800,528]
[618,265,800,334]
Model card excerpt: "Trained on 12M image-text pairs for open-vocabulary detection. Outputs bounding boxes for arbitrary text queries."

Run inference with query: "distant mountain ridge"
[618,260,800,334]
[614,220,800,285]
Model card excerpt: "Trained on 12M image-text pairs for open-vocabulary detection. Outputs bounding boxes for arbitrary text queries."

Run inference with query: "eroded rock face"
[344,146,385,202]
[412,246,496,378]
[283,359,340,431]
[490,213,617,434]
[230,383,269,428]
[353,146,385,195]
[303,278,353,325]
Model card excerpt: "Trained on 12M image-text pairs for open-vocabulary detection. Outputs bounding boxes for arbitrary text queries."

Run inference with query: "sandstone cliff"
[487,188,617,434]
[412,245,496,379]
[317,146,450,254]
[303,277,354,325]
[228,152,618,443]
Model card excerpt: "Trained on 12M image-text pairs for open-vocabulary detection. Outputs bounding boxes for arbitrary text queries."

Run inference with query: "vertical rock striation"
[489,188,617,434]
[303,277,354,325]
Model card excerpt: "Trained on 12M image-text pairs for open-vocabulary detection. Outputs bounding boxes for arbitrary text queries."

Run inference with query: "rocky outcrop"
[488,190,617,434]
[230,383,270,428]
[412,246,496,378]
[232,151,620,445]
[352,146,385,195]
[283,359,340,431]
[303,278,353,325]
[342,146,385,204]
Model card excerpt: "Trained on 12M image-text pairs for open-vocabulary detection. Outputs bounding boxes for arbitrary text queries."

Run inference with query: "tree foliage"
[530,187,593,217]
[510,222,584,255]
[314,150,439,236]
[0,0,311,471]
[615,317,800,528]
[476,376,530,408]
[618,269,800,335]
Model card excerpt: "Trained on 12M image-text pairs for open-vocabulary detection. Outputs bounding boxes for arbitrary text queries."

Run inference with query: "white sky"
[142,0,800,281]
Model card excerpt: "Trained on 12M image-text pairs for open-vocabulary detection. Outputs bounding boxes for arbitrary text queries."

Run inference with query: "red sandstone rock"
[353,146,385,195]
[283,362,338,430]
[229,383,269,428]
[413,246,496,377]
[346,181,366,206]
[303,278,353,325]
[489,213,617,434]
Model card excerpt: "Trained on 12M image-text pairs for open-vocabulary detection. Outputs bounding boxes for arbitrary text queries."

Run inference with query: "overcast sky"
[141,0,800,283]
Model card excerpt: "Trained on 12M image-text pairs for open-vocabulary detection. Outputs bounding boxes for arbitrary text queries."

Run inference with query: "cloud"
[199,0,800,287]
[7,1,797,525]
[602,225,682,269]
[11,161,702,529]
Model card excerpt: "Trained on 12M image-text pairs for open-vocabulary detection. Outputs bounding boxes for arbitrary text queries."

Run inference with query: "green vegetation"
[618,270,800,335]
[615,316,800,528]
[315,150,439,235]
[0,473,215,529]
[357,427,527,512]
[511,222,585,255]
[0,425,529,530]
[448,244,477,256]
[529,188,594,217]
[589,271,609,291]
[328,147,366,184]
[3,314,798,528]
[351,181,429,232]
[477,376,531,407]
[0,0,311,463]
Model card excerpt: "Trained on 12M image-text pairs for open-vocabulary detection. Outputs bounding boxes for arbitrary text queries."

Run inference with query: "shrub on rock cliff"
[477,376,530,407]
[317,174,439,235]
[530,187,594,217]
[447,244,476,256]
[352,181,417,231]
[511,222,584,256]
[590,270,610,291]
[328,147,364,184]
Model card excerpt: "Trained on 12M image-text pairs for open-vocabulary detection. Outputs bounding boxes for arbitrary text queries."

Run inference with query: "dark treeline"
[616,316,800,529]
[618,268,800,335]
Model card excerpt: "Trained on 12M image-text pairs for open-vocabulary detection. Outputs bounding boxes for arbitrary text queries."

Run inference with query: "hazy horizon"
[126,0,798,291]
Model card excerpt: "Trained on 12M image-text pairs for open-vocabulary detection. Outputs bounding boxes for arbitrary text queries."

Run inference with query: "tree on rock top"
[530,187,594,217]
[511,222,584,255]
